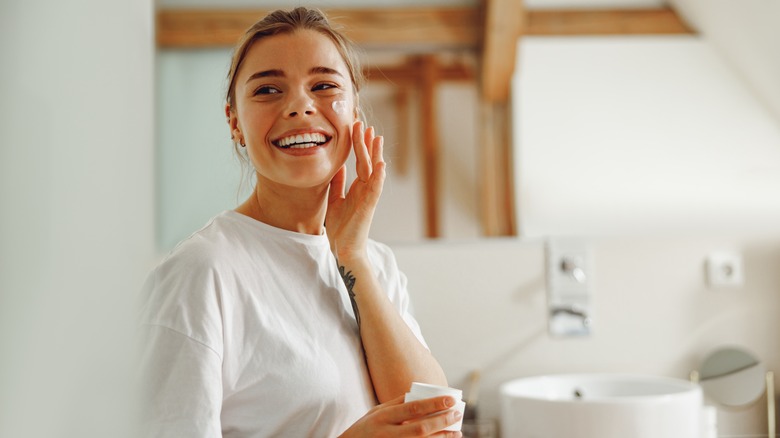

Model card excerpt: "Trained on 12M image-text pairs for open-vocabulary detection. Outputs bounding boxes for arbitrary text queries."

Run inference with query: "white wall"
[392,235,780,435]
[0,1,156,437]
[515,36,780,238]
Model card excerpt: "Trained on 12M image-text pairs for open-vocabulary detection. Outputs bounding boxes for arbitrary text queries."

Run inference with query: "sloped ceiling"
[515,36,780,237]
[510,0,780,237]
[669,0,780,123]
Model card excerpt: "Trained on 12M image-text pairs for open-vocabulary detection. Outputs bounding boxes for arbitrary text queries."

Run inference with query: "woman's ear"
[225,103,243,144]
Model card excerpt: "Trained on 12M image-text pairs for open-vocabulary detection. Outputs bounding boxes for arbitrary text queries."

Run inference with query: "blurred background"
[1,0,779,436]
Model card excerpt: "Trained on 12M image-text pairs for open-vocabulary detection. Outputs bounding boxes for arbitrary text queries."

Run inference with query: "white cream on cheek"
[330,99,355,155]
[331,100,349,115]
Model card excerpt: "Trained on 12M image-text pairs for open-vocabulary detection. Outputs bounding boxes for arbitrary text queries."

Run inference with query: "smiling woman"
[138,7,461,438]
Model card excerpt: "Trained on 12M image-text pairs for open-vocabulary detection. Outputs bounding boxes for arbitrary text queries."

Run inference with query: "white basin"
[500,373,703,438]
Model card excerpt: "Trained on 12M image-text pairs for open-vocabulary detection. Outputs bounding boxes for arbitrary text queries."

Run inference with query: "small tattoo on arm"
[338,264,361,328]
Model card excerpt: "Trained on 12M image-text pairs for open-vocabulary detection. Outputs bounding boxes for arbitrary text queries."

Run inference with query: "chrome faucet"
[549,304,592,336]
[546,239,593,337]
[551,304,592,326]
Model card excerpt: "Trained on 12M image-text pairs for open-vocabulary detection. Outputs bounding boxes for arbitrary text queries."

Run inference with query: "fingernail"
[452,410,462,420]
[444,397,455,407]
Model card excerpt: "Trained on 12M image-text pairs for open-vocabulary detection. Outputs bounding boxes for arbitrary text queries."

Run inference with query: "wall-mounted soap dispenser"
[545,239,592,337]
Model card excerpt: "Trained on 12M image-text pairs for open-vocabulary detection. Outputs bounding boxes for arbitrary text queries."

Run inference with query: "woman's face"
[229,29,356,190]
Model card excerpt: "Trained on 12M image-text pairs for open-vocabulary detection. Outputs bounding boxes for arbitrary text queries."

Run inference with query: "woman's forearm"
[337,255,448,403]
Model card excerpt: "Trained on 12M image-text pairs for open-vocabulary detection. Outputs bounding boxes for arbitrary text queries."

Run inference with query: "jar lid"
[410,382,463,400]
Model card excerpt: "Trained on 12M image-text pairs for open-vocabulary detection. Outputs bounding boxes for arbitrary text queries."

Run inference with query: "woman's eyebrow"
[310,66,344,77]
[245,69,284,84]
[245,67,343,84]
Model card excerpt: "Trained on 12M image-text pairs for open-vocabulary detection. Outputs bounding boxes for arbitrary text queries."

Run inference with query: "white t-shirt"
[137,210,428,437]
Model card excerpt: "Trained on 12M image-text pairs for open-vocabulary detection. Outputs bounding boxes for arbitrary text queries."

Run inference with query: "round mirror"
[699,347,766,407]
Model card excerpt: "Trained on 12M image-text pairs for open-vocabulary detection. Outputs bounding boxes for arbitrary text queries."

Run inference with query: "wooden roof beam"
[526,7,694,36]
[481,0,525,103]
[156,7,480,49]
[157,7,693,49]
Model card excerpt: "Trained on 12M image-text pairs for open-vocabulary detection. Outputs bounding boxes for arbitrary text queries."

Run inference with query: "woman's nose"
[284,91,316,118]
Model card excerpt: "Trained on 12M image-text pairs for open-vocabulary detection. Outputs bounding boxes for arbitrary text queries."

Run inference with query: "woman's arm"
[326,121,447,402]
[337,252,448,401]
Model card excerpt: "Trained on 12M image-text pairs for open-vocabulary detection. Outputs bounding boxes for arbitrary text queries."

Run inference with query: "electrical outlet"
[706,251,744,288]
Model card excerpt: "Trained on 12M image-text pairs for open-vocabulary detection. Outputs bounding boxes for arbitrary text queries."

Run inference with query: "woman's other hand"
[326,120,385,260]
[339,395,463,438]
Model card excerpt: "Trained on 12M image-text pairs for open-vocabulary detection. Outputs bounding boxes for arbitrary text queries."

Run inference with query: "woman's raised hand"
[339,395,463,438]
[326,120,386,260]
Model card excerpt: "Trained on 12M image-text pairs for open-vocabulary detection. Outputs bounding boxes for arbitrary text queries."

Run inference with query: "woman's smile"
[271,128,333,156]
[273,132,330,149]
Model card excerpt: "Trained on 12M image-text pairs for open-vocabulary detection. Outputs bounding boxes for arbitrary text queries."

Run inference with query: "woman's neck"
[236,179,329,235]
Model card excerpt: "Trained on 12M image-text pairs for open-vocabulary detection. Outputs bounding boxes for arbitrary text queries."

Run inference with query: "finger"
[371,135,384,167]
[381,396,456,424]
[364,125,375,167]
[363,136,385,207]
[328,165,347,203]
[352,121,371,182]
[434,431,463,438]
[365,160,385,207]
[399,408,462,437]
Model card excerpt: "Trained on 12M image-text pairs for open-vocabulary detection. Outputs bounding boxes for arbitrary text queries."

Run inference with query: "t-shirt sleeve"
[138,324,223,437]
[137,256,225,437]
[368,241,430,350]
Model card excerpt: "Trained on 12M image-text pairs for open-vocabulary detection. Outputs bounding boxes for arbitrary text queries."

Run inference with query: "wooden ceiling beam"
[157,5,692,104]
[526,7,693,35]
[366,60,474,84]
[156,7,693,49]
[481,0,525,103]
[156,7,480,49]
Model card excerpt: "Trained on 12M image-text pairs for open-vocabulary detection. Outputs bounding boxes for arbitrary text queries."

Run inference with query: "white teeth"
[276,132,327,148]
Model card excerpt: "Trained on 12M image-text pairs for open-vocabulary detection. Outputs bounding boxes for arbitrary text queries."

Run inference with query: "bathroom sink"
[500,373,703,438]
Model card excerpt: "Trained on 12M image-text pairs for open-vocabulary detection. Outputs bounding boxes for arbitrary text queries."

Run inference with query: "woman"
[138,7,462,437]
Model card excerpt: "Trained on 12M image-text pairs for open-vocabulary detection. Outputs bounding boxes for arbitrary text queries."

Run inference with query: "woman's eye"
[254,86,280,95]
[313,83,338,92]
